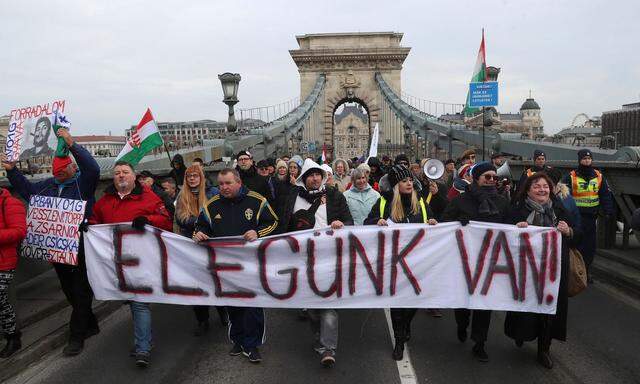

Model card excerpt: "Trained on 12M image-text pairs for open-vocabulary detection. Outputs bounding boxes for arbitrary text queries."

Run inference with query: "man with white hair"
[277,158,353,367]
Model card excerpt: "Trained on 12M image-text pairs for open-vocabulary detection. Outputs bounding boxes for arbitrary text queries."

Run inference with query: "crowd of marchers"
[2,128,633,372]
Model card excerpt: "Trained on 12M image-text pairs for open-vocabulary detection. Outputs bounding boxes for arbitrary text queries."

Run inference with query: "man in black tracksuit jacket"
[194,168,278,363]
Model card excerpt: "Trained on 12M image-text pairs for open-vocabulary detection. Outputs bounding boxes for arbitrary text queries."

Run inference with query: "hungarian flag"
[463,29,488,116]
[115,108,163,165]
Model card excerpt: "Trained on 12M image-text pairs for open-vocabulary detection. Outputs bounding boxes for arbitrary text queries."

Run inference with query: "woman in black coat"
[442,162,511,363]
[505,172,581,369]
[364,165,437,361]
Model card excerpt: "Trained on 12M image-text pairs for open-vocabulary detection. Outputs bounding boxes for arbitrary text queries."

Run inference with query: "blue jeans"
[130,302,152,353]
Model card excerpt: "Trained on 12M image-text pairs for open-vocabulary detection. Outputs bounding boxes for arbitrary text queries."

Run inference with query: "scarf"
[190,187,199,196]
[524,197,556,227]
[298,184,326,204]
[468,183,501,216]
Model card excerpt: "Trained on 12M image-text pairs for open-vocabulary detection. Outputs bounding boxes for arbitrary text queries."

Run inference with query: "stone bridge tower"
[289,32,410,158]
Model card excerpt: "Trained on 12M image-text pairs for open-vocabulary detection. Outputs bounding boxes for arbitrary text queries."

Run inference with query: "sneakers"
[320,350,335,367]
[193,321,210,337]
[229,343,244,356]
[243,347,262,363]
[135,352,150,368]
[457,326,467,343]
[472,342,489,362]
[63,339,84,356]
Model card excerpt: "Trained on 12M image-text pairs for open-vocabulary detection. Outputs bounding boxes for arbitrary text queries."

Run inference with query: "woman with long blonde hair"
[364,165,437,361]
[175,165,226,335]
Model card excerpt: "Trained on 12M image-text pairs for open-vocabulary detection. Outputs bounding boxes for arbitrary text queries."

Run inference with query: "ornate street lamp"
[218,72,241,133]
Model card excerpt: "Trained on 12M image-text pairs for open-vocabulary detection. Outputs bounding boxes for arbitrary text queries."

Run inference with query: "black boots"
[537,337,553,369]
[392,339,404,361]
[0,332,22,358]
[472,342,489,362]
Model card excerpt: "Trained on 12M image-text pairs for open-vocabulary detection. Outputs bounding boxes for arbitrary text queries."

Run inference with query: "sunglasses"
[483,174,499,181]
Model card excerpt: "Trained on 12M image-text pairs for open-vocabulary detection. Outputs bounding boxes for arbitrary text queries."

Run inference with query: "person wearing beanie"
[235,150,273,202]
[447,164,473,201]
[394,153,410,167]
[442,160,510,363]
[517,149,552,192]
[277,158,352,367]
[364,164,437,361]
[562,148,614,281]
[2,128,100,357]
[444,158,456,189]
[367,157,385,186]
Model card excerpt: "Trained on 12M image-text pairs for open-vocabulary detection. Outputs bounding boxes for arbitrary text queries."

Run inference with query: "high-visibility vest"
[526,168,535,177]
[379,196,428,223]
[570,170,602,208]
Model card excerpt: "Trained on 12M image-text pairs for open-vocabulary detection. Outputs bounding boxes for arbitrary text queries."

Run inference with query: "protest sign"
[4,100,67,161]
[84,222,562,314]
[21,195,87,265]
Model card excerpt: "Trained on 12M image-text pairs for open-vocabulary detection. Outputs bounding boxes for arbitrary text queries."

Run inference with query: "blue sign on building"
[468,81,499,108]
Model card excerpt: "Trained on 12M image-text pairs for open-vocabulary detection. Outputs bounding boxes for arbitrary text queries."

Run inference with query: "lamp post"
[218,72,241,133]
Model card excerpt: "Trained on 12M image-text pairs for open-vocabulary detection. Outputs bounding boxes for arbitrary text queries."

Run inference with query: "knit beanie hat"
[388,165,413,189]
[471,161,497,180]
[578,149,592,161]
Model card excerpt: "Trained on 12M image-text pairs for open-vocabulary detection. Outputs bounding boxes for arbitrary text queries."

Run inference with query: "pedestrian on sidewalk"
[364,165,437,361]
[1,128,100,357]
[442,161,511,363]
[193,168,278,364]
[0,187,27,358]
[175,165,226,335]
[88,161,173,368]
[505,172,580,369]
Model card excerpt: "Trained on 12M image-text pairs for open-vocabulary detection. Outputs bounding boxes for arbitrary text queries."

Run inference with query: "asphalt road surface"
[9,282,640,384]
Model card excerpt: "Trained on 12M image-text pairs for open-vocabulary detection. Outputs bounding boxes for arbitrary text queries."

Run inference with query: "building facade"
[74,135,127,157]
[602,102,640,147]
[441,96,544,137]
[333,104,369,159]
[126,120,227,152]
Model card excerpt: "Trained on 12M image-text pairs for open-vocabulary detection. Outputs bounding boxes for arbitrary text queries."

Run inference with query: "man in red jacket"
[0,188,27,358]
[89,160,172,368]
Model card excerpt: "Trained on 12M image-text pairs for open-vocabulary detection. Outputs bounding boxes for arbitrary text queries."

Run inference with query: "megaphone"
[496,161,512,180]
[423,159,445,180]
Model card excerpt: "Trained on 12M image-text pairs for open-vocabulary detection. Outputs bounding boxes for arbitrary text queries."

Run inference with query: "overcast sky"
[1,0,638,136]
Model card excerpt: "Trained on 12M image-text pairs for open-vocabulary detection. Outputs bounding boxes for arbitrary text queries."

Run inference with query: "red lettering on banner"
[348,232,384,295]
[390,229,424,296]
[518,232,548,303]
[112,226,152,294]
[456,229,493,295]
[204,239,256,298]
[258,236,299,300]
[152,230,207,297]
[307,237,343,298]
[480,231,519,299]
[549,231,558,283]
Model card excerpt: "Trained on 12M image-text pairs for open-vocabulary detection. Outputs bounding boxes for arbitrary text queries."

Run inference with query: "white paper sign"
[84,222,562,313]
[21,195,87,265]
[4,100,67,161]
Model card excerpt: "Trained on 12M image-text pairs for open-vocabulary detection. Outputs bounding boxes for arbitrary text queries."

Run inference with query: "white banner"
[367,122,379,161]
[84,222,562,314]
[21,195,87,265]
[4,100,68,161]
